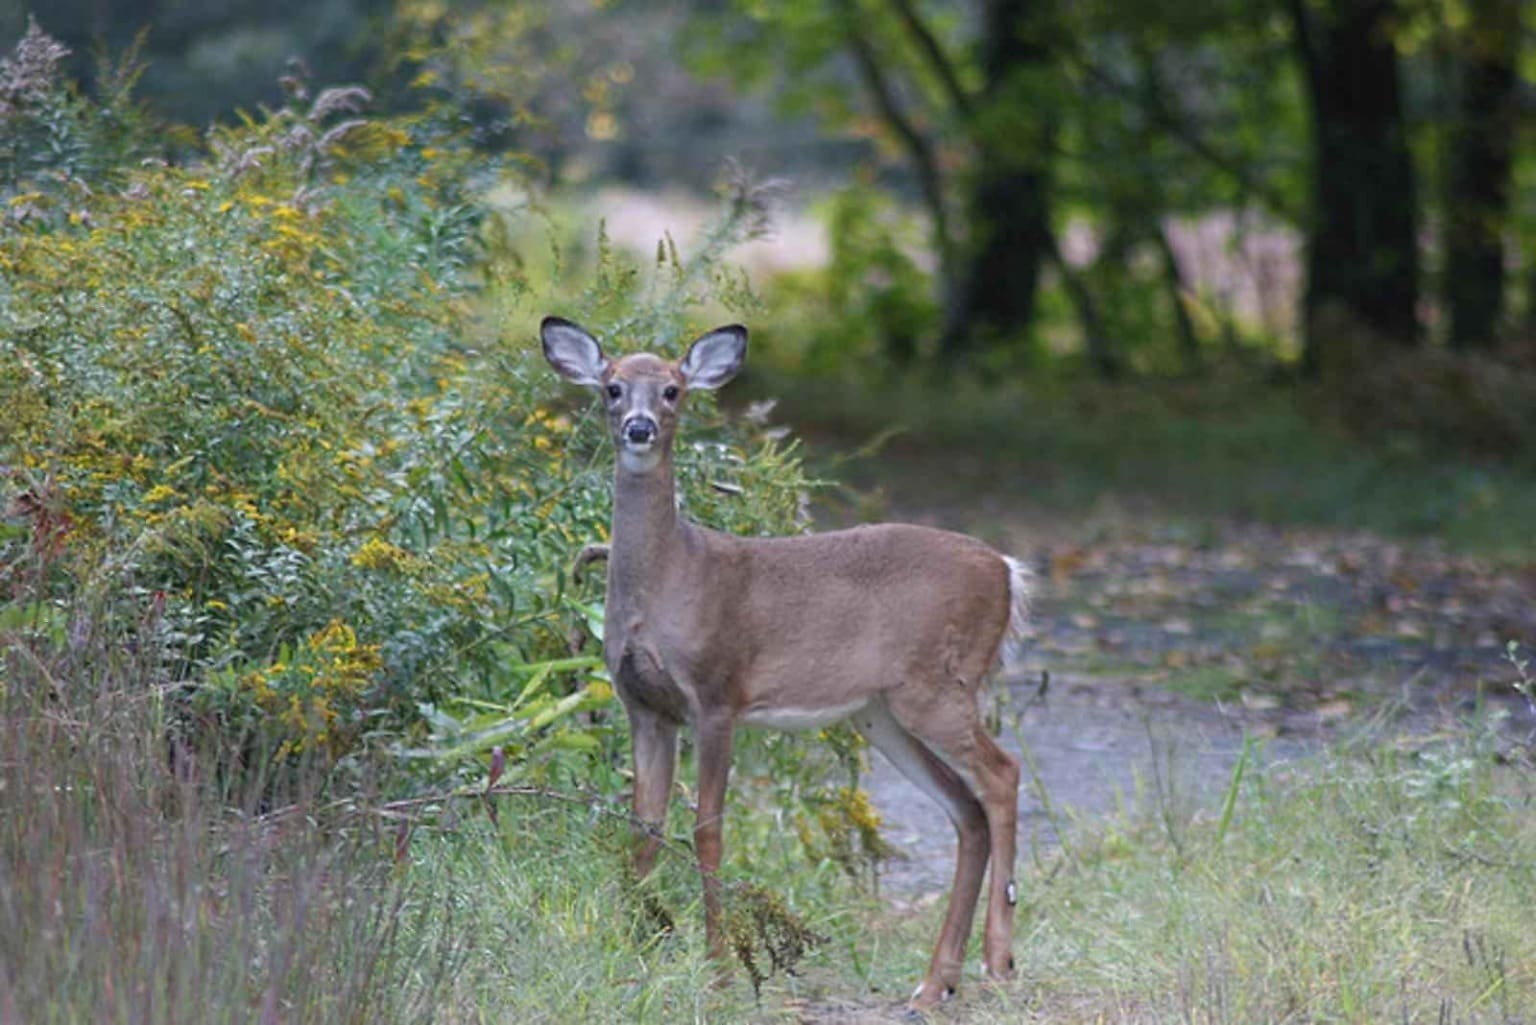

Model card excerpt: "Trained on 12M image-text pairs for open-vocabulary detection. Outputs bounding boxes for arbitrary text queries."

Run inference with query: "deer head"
[540,317,747,474]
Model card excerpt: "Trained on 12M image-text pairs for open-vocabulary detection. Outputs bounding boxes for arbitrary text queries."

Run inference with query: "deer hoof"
[983,952,1019,983]
[906,980,956,1014]
[982,953,1017,982]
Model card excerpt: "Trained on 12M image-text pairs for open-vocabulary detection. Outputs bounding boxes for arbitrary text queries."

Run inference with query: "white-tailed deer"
[541,316,1029,1009]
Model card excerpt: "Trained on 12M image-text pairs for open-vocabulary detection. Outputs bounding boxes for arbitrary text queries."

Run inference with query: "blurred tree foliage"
[4,0,1532,392]
[688,0,1532,380]
[0,0,395,128]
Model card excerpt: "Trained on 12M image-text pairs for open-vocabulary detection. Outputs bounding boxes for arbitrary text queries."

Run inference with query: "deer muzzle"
[623,416,658,447]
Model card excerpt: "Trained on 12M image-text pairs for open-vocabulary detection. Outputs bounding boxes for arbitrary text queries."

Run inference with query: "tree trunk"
[942,0,1055,360]
[1445,0,1520,352]
[1153,224,1204,375]
[1288,0,1421,373]
[1045,228,1120,378]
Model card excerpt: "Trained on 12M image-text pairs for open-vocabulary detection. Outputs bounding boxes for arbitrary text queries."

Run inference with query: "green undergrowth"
[393,803,861,1023]
[746,369,1536,559]
[0,24,828,794]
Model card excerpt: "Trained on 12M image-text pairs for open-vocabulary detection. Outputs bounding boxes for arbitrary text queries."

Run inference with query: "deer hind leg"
[883,691,1022,985]
[854,698,989,1009]
[968,725,1021,980]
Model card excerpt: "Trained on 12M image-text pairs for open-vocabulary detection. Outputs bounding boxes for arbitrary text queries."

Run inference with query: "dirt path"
[865,679,1312,902]
[859,517,1536,900]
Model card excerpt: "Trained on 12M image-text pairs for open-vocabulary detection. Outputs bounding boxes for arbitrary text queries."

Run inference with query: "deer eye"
[606,383,622,400]
[662,385,680,402]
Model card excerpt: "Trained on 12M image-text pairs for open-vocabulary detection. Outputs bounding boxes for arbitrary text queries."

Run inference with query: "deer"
[540,316,1030,1010]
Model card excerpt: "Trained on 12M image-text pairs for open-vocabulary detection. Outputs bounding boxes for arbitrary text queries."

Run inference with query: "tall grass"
[0,620,454,1024]
[1021,727,1536,1022]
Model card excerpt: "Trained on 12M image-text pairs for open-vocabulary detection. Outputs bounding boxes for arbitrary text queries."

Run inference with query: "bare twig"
[572,543,609,583]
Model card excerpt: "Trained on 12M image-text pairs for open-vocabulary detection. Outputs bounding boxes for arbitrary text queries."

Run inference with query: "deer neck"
[608,453,682,601]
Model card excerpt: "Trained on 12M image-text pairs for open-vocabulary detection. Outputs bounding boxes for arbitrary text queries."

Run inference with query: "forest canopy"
[9,0,1532,390]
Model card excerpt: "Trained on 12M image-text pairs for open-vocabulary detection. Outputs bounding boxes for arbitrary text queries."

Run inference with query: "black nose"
[624,417,657,444]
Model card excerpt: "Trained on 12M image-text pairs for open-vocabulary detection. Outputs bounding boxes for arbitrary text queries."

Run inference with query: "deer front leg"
[629,707,678,880]
[693,712,735,964]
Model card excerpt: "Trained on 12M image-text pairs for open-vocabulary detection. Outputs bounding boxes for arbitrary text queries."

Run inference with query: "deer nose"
[623,416,657,445]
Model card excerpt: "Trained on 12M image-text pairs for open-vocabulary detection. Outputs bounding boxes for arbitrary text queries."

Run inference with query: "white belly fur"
[739,697,870,731]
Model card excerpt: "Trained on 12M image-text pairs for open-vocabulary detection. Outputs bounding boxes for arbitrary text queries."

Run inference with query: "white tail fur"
[1001,555,1033,668]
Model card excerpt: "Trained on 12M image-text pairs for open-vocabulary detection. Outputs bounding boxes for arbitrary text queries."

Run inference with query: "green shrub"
[0,30,816,791]
[0,17,157,203]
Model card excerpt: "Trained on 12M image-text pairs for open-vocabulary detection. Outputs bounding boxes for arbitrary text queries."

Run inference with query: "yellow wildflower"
[350,537,417,572]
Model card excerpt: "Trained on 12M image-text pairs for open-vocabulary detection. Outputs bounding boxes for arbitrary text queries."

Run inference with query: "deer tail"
[1000,555,1033,668]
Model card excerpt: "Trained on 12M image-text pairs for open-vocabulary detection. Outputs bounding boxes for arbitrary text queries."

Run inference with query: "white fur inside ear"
[541,317,607,386]
[679,326,747,391]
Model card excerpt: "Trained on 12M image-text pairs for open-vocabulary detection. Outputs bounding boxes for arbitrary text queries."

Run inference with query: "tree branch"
[886,0,974,120]
[1065,51,1299,220]
[833,0,957,280]
[1152,222,1204,373]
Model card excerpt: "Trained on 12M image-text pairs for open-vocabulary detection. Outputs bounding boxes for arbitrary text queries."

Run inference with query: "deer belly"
[739,697,870,732]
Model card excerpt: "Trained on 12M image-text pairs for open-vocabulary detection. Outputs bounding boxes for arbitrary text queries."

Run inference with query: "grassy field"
[352,724,1536,1023]
[8,655,1532,1023]
[917,719,1535,1023]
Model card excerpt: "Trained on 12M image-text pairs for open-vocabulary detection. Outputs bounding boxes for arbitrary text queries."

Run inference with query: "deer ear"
[680,325,747,391]
[541,317,607,387]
